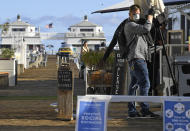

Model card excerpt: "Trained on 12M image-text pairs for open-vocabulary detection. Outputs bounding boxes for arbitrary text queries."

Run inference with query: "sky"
[0,0,129,52]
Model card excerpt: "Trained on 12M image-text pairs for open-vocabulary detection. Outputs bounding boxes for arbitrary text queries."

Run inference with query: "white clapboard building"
[64,15,106,56]
[0,15,43,69]
[166,2,190,43]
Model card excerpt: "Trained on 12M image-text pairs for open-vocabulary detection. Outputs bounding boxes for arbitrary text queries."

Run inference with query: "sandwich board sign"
[164,98,190,131]
[75,96,110,131]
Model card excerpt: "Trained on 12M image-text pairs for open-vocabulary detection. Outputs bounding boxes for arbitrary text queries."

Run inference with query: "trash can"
[174,56,190,96]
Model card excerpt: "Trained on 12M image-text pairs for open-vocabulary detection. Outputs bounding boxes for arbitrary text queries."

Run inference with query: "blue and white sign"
[164,100,190,131]
[75,96,110,131]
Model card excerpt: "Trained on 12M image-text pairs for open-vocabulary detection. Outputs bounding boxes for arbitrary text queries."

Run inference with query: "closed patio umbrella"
[92,0,190,14]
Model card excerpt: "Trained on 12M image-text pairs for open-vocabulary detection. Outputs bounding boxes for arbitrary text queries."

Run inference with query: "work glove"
[148,8,155,16]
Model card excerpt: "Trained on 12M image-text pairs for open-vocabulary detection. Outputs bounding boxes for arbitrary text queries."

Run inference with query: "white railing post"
[84,67,88,94]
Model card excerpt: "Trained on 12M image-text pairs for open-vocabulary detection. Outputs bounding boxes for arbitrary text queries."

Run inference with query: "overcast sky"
[0,0,128,51]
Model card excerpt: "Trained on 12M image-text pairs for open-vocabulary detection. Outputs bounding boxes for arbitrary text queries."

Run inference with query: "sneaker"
[128,112,141,117]
[140,110,159,117]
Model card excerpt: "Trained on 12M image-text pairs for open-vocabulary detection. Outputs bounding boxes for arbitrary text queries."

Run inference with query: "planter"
[81,50,114,71]
[87,70,112,87]
[0,57,11,60]
[0,48,14,60]
[0,72,9,88]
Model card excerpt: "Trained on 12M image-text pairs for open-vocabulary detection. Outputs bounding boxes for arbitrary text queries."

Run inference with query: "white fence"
[81,95,190,103]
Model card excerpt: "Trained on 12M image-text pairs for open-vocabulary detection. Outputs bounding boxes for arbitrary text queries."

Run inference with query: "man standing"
[125,4,157,117]
[101,4,158,117]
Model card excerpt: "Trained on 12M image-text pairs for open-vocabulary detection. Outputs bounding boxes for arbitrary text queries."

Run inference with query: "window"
[186,13,190,41]
[168,18,172,30]
[168,31,183,56]
[12,28,25,32]
[29,45,33,50]
[80,29,93,32]
[0,45,11,49]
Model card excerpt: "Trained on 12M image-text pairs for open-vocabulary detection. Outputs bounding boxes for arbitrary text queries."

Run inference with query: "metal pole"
[159,49,163,85]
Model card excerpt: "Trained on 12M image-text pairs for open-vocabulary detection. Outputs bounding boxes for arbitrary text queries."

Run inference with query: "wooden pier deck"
[0,55,162,131]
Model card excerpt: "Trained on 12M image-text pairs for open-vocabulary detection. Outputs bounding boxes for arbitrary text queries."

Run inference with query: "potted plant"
[0,22,9,34]
[0,48,15,59]
[81,50,114,71]
[81,50,114,87]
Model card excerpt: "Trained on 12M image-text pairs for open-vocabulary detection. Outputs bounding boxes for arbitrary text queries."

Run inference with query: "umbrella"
[92,0,190,14]
[92,0,134,13]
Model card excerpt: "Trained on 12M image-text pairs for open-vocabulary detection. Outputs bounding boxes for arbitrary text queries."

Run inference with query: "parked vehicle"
[57,42,73,56]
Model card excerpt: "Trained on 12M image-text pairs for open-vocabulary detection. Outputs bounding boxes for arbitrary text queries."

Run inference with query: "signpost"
[112,51,127,95]
[57,63,74,120]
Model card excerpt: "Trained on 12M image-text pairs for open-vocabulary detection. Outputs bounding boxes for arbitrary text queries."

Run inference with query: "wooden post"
[57,90,73,120]
[57,63,74,120]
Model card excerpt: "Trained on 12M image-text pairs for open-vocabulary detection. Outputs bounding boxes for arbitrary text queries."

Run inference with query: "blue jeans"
[128,59,150,114]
